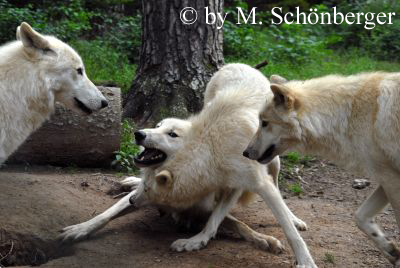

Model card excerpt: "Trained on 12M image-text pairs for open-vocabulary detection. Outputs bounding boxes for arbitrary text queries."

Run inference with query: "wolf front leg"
[170,189,243,252]
[120,176,142,189]
[355,185,400,266]
[255,179,317,268]
[59,189,138,242]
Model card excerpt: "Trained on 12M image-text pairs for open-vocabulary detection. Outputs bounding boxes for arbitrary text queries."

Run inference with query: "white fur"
[247,72,400,266]
[60,64,307,259]
[0,22,106,164]
[132,64,315,267]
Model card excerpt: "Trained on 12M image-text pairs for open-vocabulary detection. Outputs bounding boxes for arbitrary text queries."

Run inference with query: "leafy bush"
[319,1,400,61]
[0,0,94,44]
[99,14,142,63]
[267,23,332,63]
[0,0,41,44]
[224,3,335,63]
[112,120,140,174]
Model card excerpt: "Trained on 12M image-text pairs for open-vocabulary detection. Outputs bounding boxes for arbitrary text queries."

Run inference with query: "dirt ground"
[0,160,398,268]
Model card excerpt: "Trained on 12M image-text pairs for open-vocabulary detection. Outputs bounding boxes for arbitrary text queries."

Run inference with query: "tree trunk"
[8,87,121,168]
[123,0,224,127]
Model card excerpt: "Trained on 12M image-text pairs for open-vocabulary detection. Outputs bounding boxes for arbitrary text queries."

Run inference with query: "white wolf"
[128,64,316,267]
[0,22,108,164]
[60,64,307,257]
[244,72,400,266]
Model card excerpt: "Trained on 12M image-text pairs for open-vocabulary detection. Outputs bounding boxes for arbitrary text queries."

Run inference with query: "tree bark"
[8,87,121,168]
[123,0,224,127]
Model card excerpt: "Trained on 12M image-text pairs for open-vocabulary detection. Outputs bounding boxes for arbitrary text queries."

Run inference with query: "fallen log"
[8,87,121,168]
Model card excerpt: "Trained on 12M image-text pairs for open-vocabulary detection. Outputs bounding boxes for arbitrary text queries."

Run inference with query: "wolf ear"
[17,22,52,57]
[271,84,298,111]
[270,75,288,84]
[155,170,173,187]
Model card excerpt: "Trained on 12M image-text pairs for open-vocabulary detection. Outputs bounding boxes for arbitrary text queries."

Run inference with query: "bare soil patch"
[0,161,397,267]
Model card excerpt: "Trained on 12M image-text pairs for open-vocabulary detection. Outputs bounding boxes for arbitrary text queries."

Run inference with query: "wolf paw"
[120,176,142,189]
[294,259,318,268]
[387,242,400,266]
[293,218,308,231]
[295,264,318,268]
[171,235,209,252]
[58,222,96,243]
[253,233,285,254]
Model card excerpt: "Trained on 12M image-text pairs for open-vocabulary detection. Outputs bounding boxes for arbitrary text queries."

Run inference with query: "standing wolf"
[245,72,400,266]
[132,64,316,267]
[0,22,108,164]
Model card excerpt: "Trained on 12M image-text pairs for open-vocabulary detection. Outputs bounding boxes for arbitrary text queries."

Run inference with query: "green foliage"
[285,152,314,167]
[35,0,94,41]
[227,48,400,84]
[267,23,333,63]
[0,0,94,43]
[288,182,303,196]
[112,120,140,174]
[316,1,400,61]
[0,0,141,64]
[71,40,135,93]
[100,14,142,63]
[225,1,400,64]
[224,7,333,63]
[286,152,301,164]
[0,0,39,44]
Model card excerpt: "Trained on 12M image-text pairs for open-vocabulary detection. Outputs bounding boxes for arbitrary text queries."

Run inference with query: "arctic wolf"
[60,64,307,256]
[61,117,291,252]
[129,64,316,267]
[0,22,107,164]
[244,72,400,266]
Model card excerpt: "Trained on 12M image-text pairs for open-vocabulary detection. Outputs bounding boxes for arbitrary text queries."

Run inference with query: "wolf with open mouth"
[60,64,307,255]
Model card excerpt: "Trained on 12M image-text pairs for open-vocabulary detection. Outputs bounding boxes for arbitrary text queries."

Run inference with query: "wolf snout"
[134,131,146,143]
[101,99,108,108]
[243,148,258,160]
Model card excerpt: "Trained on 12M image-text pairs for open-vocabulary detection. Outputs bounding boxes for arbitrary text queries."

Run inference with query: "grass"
[323,252,335,264]
[226,49,400,82]
[288,182,303,196]
[70,40,136,93]
[286,152,301,164]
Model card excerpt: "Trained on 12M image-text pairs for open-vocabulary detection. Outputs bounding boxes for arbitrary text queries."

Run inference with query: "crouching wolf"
[0,22,108,164]
[128,64,316,267]
[60,64,308,258]
[245,72,400,266]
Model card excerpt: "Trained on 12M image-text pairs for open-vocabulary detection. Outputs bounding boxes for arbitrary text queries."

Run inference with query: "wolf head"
[133,118,192,168]
[16,22,108,115]
[130,118,194,208]
[244,75,303,164]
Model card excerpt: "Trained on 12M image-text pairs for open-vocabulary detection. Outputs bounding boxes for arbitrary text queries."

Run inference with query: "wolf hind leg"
[355,185,400,265]
[223,214,284,254]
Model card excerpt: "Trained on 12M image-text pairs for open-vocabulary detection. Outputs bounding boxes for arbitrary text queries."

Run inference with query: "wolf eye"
[168,131,178,138]
[261,120,269,127]
[77,68,83,75]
